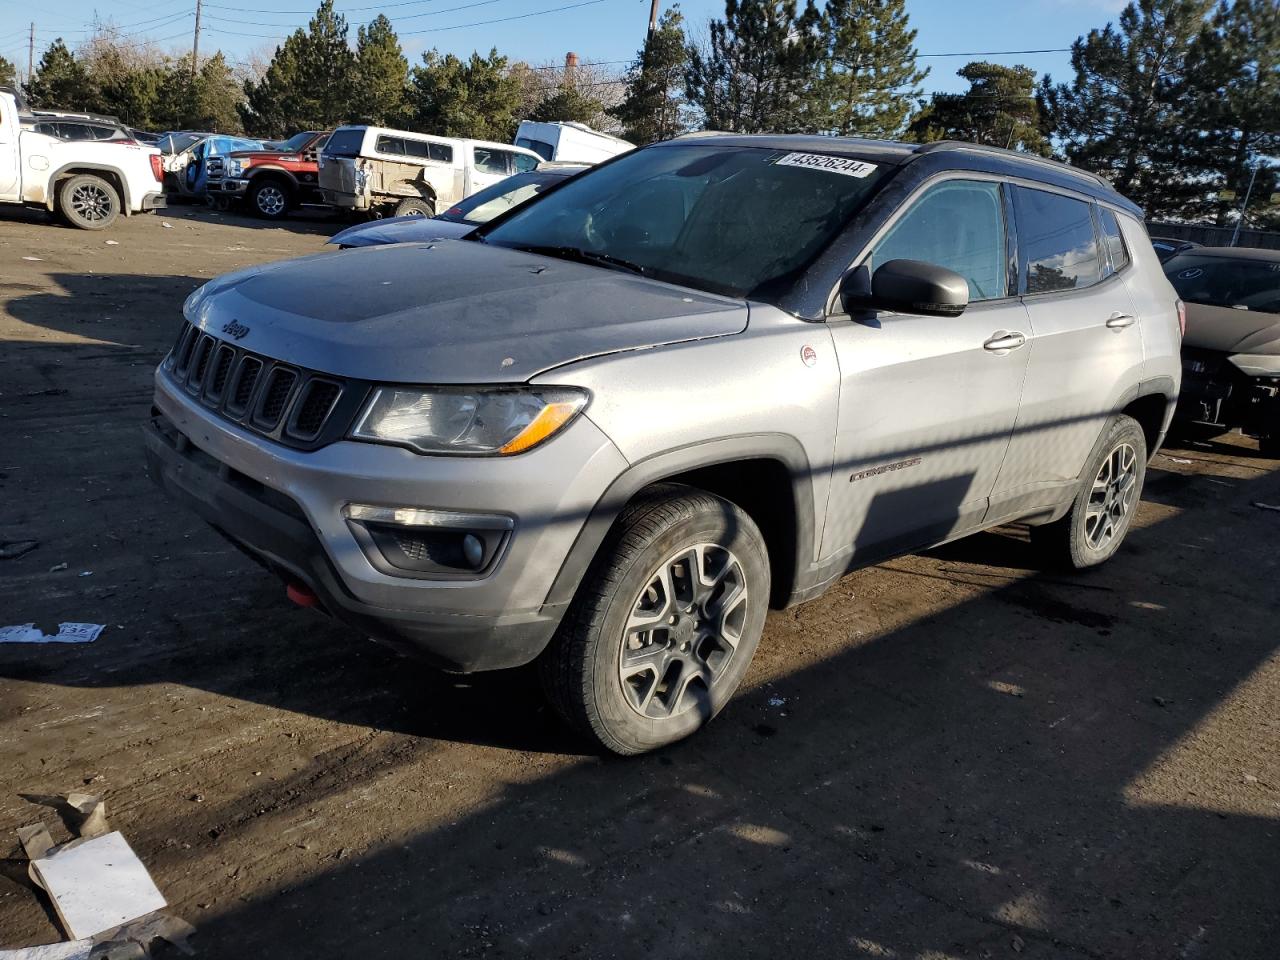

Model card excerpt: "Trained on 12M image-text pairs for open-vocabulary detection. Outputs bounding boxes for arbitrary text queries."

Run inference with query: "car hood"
[1183,301,1280,356]
[327,216,474,247]
[185,240,748,382]
[226,149,299,160]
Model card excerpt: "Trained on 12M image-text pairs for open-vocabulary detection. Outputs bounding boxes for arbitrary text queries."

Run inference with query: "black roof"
[666,133,1141,218]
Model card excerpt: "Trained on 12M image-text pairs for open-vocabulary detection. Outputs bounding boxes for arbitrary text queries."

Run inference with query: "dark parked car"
[1151,237,1201,263]
[1166,247,1280,453]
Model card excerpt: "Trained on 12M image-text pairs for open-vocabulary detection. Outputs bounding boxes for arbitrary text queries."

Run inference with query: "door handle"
[983,331,1027,352]
[1106,313,1136,329]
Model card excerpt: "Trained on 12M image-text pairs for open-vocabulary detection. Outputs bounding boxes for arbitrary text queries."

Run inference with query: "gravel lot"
[1,205,1277,959]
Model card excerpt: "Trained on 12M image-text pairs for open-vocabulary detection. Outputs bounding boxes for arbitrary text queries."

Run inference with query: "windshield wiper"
[512,244,648,277]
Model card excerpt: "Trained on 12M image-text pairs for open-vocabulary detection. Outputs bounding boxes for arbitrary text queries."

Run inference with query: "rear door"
[823,176,1032,563]
[468,146,515,196]
[989,185,1146,519]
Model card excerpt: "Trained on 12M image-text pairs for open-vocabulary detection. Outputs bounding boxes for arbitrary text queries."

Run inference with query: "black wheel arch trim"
[46,163,132,213]
[249,166,300,190]
[544,433,818,611]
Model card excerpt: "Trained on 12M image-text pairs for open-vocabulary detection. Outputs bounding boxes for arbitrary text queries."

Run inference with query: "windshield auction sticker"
[774,153,878,178]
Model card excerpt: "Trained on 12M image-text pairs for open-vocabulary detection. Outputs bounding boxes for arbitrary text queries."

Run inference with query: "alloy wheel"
[256,184,287,217]
[1085,442,1138,551]
[618,543,750,720]
[70,183,113,223]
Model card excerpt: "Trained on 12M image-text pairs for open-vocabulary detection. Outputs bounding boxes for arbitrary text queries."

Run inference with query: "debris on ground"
[0,623,104,644]
[1253,502,1280,512]
[7,795,194,957]
[0,540,38,560]
[21,256,43,262]
[48,563,68,572]
[1162,455,1194,464]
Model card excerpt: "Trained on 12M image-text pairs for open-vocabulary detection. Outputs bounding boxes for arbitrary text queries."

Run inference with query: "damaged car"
[1166,247,1280,454]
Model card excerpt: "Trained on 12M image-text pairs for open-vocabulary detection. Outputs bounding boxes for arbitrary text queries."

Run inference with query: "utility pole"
[27,22,34,87]
[191,0,202,80]
[1230,164,1260,248]
[647,0,660,34]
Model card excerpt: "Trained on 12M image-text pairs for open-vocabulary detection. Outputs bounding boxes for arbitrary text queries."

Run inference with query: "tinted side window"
[429,142,452,163]
[474,147,507,175]
[516,137,555,162]
[869,179,1008,301]
[512,152,538,173]
[376,135,406,156]
[1013,187,1104,293]
[1099,207,1130,273]
[323,128,365,158]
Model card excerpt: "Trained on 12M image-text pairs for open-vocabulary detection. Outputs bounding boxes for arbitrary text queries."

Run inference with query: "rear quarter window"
[1012,186,1105,293]
[1099,208,1130,273]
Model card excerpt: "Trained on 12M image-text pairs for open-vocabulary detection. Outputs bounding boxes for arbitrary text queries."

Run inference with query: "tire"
[539,484,771,755]
[58,174,121,230]
[249,178,291,219]
[1031,414,1147,570]
[394,197,434,217]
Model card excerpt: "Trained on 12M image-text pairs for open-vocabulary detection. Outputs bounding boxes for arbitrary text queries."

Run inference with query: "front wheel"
[1031,414,1147,569]
[539,485,770,755]
[394,197,434,217]
[249,179,291,219]
[58,174,121,230]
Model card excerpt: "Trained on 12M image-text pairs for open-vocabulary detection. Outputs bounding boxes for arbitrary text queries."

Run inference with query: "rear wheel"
[58,174,121,230]
[249,178,291,219]
[539,485,770,755]
[394,196,434,217]
[1031,415,1147,569]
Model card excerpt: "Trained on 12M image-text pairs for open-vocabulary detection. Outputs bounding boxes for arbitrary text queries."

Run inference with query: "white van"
[514,121,633,165]
[318,125,542,217]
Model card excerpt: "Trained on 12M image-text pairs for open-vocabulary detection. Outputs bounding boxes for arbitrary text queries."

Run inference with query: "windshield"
[478,144,890,299]
[1167,255,1280,315]
[159,132,201,154]
[440,171,567,225]
[278,131,316,152]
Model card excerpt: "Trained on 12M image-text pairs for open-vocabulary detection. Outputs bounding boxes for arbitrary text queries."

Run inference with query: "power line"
[918,47,1071,58]
[201,0,503,28]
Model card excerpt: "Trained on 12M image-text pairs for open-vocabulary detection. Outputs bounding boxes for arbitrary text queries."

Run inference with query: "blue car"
[328,165,585,249]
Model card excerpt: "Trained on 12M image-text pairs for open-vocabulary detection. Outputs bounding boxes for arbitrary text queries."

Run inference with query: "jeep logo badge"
[222,320,250,341]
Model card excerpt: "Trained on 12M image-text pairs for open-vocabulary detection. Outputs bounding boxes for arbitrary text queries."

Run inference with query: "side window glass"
[403,138,432,160]
[1099,207,1130,273]
[474,148,507,175]
[429,142,453,163]
[869,179,1008,302]
[1013,186,1104,293]
[512,152,539,173]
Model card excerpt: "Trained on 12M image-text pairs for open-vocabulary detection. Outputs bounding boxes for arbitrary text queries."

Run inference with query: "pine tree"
[811,0,927,138]
[410,49,524,141]
[25,39,97,110]
[907,62,1052,155]
[353,15,408,126]
[609,8,689,143]
[0,55,17,89]
[1183,0,1280,224]
[685,0,823,134]
[241,0,355,136]
[192,53,243,132]
[530,84,604,125]
[1039,0,1214,218]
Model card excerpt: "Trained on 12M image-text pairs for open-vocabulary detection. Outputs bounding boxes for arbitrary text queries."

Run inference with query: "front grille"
[207,157,225,181]
[162,320,368,450]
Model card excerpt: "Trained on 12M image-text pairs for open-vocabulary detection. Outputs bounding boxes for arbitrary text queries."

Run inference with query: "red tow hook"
[286,581,320,608]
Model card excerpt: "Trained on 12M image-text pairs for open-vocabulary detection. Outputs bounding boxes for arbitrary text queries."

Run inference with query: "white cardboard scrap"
[0,623,104,644]
[0,941,93,960]
[28,832,167,941]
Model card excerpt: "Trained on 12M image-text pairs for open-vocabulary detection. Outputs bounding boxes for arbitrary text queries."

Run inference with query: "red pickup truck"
[205,130,330,219]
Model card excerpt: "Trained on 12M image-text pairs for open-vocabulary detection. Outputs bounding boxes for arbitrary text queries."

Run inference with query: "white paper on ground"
[0,941,93,960]
[28,832,167,940]
[0,623,104,644]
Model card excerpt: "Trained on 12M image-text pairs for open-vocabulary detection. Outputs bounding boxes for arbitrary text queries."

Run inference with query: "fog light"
[462,533,484,569]
[343,503,513,577]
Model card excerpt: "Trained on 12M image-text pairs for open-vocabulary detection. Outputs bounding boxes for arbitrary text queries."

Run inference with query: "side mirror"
[842,258,970,318]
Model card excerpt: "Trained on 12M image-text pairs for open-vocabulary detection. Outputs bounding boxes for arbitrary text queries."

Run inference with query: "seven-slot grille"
[164,320,357,448]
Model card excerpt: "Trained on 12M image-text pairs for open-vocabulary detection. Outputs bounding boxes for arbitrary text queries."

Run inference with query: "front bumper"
[1177,351,1280,435]
[207,177,249,196]
[146,370,628,671]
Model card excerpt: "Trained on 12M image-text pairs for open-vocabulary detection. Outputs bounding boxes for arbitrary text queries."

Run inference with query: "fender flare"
[46,162,133,212]
[544,433,818,609]
[247,165,301,191]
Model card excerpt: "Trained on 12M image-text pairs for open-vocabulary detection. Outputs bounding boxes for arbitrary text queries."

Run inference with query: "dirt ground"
[0,204,1277,959]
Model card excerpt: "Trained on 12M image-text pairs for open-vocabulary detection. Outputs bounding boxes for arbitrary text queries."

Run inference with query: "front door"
[823,177,1031,566]
[0,103,20,199]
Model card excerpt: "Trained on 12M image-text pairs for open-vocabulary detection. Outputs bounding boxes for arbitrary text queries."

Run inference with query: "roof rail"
[30,108,123,124]
[914,140,1114,191]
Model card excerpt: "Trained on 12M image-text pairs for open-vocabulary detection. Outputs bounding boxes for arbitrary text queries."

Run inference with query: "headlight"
[351,386,588,456]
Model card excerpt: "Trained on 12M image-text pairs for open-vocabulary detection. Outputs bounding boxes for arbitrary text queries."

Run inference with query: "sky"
[0,0,1128,98]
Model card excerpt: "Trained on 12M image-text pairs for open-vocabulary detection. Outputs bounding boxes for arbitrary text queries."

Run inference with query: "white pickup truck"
[0,86,166,230]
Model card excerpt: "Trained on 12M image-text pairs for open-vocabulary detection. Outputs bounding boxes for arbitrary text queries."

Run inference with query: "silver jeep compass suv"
[146,135,1182,754]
